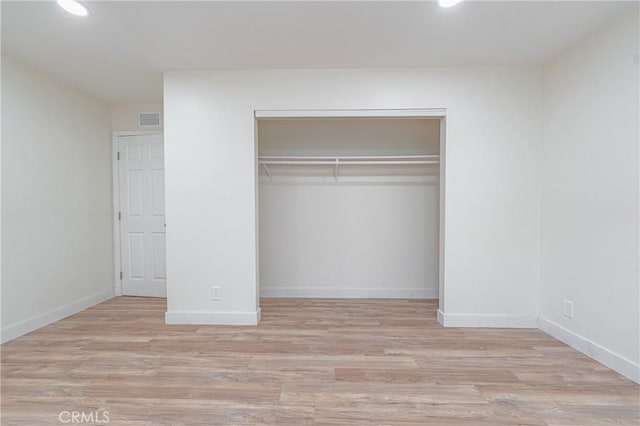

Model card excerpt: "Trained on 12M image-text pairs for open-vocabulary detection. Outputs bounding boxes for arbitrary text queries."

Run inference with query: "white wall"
[112,103,164,132]
[540,10,639,381]
[258,118,440,156]
[1,55,113,342]
[258,118,440,298]
[164,67,542,325]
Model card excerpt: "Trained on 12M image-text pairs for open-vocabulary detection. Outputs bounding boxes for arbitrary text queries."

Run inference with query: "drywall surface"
[1,55,113,341]
[259,178,439,298]
[164,67,542,324]
[258,118,440,156]
[112,103,164,132]
[540,10,639,380]
[258,118,440,298]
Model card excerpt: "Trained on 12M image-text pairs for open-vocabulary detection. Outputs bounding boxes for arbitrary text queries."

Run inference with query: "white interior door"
[118,134,166,297]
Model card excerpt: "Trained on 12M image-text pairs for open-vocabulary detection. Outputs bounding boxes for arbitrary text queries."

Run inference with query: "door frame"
[112,130,164,296]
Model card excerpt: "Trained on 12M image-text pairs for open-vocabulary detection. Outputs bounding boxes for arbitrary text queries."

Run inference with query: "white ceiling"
[1,1,633,104]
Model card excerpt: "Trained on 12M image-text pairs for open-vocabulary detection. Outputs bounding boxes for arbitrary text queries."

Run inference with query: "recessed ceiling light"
[438,0,464,7]
[57,0,89,17]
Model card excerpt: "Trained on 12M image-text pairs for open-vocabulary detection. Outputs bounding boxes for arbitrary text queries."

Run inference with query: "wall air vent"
[139,112,161,127]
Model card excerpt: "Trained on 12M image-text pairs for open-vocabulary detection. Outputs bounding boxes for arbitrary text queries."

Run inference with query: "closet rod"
[258,155,439,181]
[259,160,439,165]
[259,155,439,161]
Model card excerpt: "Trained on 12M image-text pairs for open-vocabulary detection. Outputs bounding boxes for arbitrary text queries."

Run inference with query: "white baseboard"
[165,308,261,325]
[538,317,639,384]
[1,289,114,343]
[260,287,438,299]
[438,311,538,328]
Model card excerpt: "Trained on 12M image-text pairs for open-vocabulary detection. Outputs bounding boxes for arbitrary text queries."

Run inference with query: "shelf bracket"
[261,163,272,179]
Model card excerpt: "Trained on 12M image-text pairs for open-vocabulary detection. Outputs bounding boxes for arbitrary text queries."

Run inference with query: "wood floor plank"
[1,296,638,425]
[313,402,550,426]
[335,367,522,385]
[249,355,418,370]
[280,382,486,405]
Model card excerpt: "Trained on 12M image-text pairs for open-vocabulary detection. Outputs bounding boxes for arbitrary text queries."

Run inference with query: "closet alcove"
[256,111,443,301]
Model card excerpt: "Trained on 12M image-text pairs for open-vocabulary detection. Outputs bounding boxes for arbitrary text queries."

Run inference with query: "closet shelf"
[258,155,439,180]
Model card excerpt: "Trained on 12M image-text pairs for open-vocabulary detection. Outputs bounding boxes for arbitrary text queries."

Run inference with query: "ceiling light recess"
[57,0,89,17]
[438,0,464,8]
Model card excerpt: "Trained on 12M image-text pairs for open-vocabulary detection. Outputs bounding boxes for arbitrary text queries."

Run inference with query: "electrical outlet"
[211,286,221,301]
[563,299,574,319]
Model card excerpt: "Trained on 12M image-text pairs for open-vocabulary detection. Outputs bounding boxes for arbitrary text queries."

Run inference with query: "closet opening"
[255,109,446,318]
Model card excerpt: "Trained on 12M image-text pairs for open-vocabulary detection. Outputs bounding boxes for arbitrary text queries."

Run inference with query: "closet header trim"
[254,109,446,119]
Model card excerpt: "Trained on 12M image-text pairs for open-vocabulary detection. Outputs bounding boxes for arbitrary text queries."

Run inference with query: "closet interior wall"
[257,117,441,299]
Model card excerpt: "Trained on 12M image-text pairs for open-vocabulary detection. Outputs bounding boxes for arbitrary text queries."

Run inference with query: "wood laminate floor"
[1,297,638,425]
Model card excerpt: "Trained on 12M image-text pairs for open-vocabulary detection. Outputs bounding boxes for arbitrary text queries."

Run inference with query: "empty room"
[1,0,639,424]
